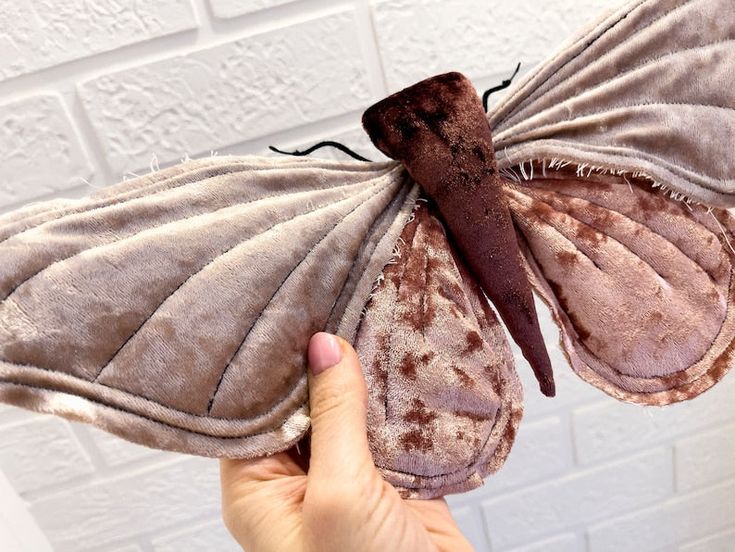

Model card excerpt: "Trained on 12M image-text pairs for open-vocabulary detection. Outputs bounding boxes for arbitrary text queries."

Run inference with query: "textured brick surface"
[371,0,613,91]
[679,528,735,552]
[0,1,196,81]
[77,423,168,468]
[78,9,373,175]
[0,417,95,495]
[674,420,735,491]
[209,0,296,19]
[587,479,735,552]
[507,533,583,552]
[1,1,735,551]
[30,457,221,551]
[573,374,735,465]
[482,449,672,549]
[0,94,94,209]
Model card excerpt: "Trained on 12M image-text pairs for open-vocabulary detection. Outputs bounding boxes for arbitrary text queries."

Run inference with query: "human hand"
[220,332,474,552]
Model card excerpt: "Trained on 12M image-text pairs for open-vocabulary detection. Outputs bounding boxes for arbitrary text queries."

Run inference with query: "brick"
[0,94,94,208]
[209,0,295,19]
[506,533,582,552]
[77,423,171,468]
[481,449,672,550]
[487,416,571,493]
[78,10,373,175]
[0,417,95,495]
[679,528,735,552]
[675,420,735,491]
[0,2,196,81]
[448,506,489,551]
[588,479,735,552]
[30,457,221,551]
[573,374,735,465]
[371,0,613,91]
[152,518,240,552]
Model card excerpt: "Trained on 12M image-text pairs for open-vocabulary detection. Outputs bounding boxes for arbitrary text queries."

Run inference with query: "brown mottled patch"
[399,352,418,379]
[547,279,591,341]
[555,250,578,268]
[403,399,438,425]
[420,351,435,364]
[464,330,483,354]
[400,429,433,452]
[436,280,469,315]
[452,365,475,387]
[456,431,465,440]
[454,409,488,423]
[574,220,606,246]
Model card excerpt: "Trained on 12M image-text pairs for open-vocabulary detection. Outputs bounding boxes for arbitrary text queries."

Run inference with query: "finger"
[306,332,374,485]
[406,498,475,552]
[220,455,306,550]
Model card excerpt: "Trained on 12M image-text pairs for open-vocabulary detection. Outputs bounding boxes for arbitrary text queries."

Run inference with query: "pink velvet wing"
[354,200,523,498]
[504,168,735,405]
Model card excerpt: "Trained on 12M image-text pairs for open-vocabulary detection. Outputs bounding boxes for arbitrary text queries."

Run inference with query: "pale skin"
[220,332,474,552]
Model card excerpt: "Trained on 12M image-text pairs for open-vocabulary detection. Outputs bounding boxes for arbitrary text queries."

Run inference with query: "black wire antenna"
[482,62,522,112]
[271,65,522,160]
[268,141,372,162]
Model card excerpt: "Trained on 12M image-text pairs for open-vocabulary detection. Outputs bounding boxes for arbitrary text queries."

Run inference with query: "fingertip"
[308,332,343,375]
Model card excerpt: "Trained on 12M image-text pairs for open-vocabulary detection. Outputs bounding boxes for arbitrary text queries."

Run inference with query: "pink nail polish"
[308,332,342,375]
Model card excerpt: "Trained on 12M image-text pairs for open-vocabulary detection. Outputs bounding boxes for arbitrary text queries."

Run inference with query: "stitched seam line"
[0,378,308,440]
[205,184,388,414]
[492,0,651,122]
[499,0,696,128]
[1,169,401,304]
[500,36,735,136]
[0,162,254,247]
[524,183,724,280]
[521,201,735,387]
[94,180,385,384]
[0,161,397,248]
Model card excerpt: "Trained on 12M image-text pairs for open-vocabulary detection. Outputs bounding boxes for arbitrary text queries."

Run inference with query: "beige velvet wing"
[0,155,418,457]
[489,0,735,207]
[505,167,735,405]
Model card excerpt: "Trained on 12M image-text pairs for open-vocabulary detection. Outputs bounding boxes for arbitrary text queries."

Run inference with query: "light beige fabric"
[490,0,735,207]
[0,156,418,457]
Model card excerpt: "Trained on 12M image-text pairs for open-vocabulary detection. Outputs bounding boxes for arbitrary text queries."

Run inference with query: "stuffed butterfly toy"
[1,0,734,499]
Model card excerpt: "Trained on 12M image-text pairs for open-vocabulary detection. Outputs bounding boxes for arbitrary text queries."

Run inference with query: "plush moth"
[1,0,734,499]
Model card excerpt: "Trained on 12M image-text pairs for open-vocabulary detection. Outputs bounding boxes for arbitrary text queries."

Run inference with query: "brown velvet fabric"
[363,72,554,397]
[354,201,522,498]
[489,0,735,208]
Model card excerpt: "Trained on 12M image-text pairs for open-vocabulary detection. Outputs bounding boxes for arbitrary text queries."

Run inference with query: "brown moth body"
[362,72,555,396]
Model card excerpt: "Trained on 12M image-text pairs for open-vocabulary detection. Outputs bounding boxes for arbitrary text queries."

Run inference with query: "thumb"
[306,332,374,484]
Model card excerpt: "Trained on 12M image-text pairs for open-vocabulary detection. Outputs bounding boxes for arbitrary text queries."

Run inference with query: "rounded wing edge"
[0,156,418,459]
[489,0,735,207]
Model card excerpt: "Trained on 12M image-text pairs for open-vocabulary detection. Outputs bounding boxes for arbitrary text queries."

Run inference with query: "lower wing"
[505,167,735,405]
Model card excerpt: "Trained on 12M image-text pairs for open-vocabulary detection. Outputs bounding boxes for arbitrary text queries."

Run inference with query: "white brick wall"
[1,1,734,551]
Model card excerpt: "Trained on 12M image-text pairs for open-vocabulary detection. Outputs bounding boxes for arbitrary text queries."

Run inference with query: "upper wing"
[505,167,735,405]
[355,200,522,499]
[0,155,418,456]
[489,0,735,207]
